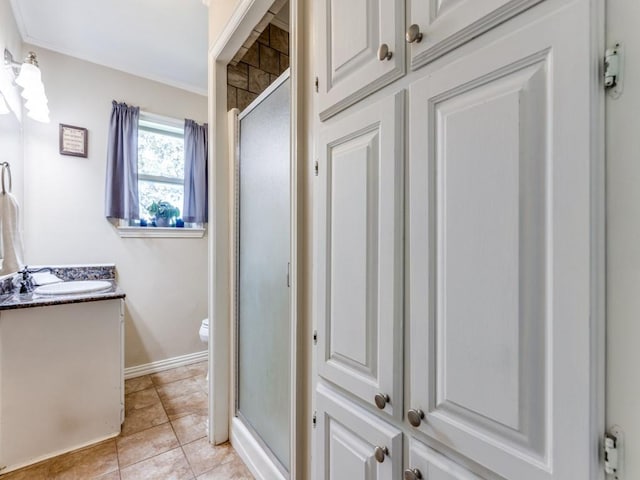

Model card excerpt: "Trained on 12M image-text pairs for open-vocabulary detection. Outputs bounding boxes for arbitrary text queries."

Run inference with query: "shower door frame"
[233,70,292,478]
[207,1,301,479]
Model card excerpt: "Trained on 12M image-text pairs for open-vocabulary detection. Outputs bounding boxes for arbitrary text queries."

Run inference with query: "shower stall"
[232,71,291,477]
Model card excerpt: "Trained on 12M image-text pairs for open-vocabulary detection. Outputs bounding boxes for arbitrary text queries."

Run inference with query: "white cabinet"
[314,0,603,479]
[316,0,546,119]
[0,300,124,473]
[315,92,404,418]
[315,384,402,480]
[316,0,405,120]
[407,0,544,70]
[406,438,483,480]
[407,2,600,479]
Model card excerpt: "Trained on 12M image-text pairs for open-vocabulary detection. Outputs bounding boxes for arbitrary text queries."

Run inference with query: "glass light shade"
[0,93,9,115]
[15,63,41,89]
[25,97,48,112]
[27,108,49,123]
[21,83,46,100]
[26,99,49,115]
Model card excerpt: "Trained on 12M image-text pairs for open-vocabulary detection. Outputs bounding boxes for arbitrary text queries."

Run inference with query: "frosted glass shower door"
[237,74,291,472]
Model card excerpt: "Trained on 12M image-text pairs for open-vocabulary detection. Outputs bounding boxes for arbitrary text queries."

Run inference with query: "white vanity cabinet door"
[407,0,543,71]
[407,2,600,479]
[315,383,402,480]
[316,0,405,121]
[315,92,404,418]
[406,439,484,480]
[0,299,123,472]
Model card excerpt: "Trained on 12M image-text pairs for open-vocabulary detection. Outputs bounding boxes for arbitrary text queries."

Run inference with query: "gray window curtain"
[183,119,208,223]
[105,101,140,220]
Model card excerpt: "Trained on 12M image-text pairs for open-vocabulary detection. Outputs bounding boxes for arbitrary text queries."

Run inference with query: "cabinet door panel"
[408,3,600,479]
[408,0,543,71]
[315,383,402,480]
[315,93,404,418]
[0,301,122,471]
[317,0,405,120]
[407,438,484,480]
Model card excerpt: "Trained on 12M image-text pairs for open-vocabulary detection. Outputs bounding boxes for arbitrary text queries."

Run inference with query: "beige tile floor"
[0,362,254,480]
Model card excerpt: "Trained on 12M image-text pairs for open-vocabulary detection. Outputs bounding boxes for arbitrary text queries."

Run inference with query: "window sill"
[117,226,206,238]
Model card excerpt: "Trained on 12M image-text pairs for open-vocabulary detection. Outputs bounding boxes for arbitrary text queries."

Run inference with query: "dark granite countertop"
[0,281,125,311]
[0,265,126,311]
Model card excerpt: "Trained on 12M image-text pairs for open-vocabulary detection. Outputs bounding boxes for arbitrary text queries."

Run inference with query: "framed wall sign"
[59,124,88,158]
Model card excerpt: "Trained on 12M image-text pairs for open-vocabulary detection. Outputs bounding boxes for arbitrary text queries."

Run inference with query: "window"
[118,113,205,238]
[137,114,185,221]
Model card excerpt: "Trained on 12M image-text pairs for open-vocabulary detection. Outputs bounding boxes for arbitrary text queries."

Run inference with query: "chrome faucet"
[14,266,52,294]
[16,266,35,294]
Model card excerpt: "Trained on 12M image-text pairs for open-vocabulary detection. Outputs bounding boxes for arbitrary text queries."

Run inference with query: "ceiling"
[9,0,209,95]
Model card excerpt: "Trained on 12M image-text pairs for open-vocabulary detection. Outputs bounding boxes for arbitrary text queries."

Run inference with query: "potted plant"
[147,200,180,227]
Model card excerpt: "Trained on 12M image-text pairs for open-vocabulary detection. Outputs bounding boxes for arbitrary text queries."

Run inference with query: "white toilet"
[199,318,209,344]
[199,318,209,385]
[199,318,210,434]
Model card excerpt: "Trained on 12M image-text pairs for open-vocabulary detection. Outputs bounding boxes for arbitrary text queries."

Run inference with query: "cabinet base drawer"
[315,383,402,480]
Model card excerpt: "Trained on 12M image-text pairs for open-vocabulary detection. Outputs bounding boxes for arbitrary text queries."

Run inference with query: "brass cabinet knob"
[374,393,390,409]
[374,446,388,463]
[404,468,423,480]
[407,408,425,427]
[377,43,393,61]
[406,24,423,43]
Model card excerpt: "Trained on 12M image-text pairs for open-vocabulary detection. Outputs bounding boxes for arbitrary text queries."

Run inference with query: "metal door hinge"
[313,330,318,345]
[604,426,624,479]
[315,76,319,93]
[312,411,317,428]
[605,44,624,98]
[314,161,319,176]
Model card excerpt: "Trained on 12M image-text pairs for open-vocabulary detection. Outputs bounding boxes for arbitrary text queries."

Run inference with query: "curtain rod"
[139,110,184,128]
[114,101,204,127]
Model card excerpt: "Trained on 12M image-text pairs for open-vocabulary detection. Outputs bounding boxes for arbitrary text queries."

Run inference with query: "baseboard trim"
[231,417,286,480]
[0,431,119,475]
[124,351,208,379]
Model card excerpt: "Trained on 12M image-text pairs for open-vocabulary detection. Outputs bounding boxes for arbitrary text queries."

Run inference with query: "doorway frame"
[207,1,301,479]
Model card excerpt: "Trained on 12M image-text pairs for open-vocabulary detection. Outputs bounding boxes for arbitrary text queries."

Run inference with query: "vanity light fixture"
[4,49,49,123]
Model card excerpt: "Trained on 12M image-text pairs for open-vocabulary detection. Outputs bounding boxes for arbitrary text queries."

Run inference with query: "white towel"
[0,192,24,275]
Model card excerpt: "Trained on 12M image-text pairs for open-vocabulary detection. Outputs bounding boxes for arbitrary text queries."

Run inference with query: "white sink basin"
[34,280,112,296]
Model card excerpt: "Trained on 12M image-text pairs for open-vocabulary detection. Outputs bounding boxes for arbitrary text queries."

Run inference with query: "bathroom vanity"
[0,269,124,474]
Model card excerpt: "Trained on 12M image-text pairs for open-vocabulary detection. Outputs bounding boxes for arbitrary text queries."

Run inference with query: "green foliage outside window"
[138,129,184,178]
[137,126,185,221]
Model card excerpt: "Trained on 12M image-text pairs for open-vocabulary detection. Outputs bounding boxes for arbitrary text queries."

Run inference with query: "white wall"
[607,3,640,478]
[209,0,244,49]
[20,47,209,368]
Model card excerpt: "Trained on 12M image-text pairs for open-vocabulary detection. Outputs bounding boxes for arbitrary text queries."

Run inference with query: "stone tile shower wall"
[227,24,289,112]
